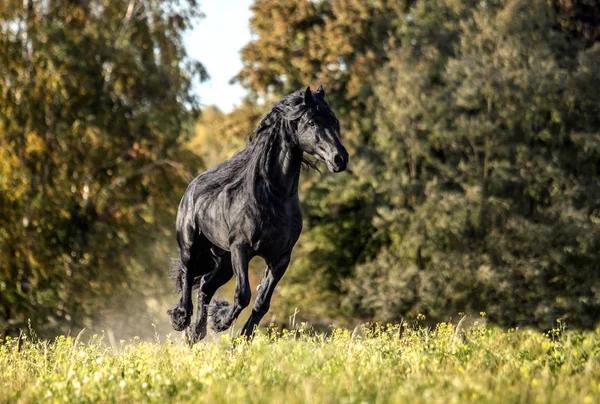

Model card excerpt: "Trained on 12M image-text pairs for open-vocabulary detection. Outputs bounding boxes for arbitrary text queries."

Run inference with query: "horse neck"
[263,134,302,198]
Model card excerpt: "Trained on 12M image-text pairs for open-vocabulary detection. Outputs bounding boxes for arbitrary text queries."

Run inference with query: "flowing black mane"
[195,90,339,215]
[249,89,341,167]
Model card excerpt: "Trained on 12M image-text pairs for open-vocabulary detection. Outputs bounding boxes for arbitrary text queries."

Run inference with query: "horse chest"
[251,200,302,256]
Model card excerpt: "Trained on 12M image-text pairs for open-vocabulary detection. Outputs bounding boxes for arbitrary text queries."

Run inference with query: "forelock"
[256,89,340,135]
[312,99,340,133]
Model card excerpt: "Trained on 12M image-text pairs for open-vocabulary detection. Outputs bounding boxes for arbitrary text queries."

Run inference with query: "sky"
[184,0,253,113]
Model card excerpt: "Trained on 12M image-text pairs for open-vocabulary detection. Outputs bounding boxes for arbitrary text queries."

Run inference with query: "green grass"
[2,320,600,403]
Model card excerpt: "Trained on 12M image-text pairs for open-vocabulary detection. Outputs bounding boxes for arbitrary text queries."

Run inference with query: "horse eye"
[308,121,315,127]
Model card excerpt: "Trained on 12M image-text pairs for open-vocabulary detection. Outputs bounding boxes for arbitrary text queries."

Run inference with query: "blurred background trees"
[1,0,599,338]
[226,0,600,329]
[0,0,206,337]
[344,0,600,328]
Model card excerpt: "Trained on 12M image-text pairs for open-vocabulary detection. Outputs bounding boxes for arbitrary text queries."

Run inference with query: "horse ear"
[304,86,313,105]
[316,85,325,100]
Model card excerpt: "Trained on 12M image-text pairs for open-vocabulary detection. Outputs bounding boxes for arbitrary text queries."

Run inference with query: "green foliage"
[231,0,420,321]
[219,0,600,328]
[344,0,600,329]
[2,322,600,402]
[0,0,205,337]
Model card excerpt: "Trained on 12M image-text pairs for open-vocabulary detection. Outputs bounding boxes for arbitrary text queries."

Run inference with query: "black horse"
[167,86,348,343]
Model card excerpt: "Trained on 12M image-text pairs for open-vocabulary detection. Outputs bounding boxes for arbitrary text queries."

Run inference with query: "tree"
[232,0,420,322]
[229,0,600,328]
[0,0,206,337]
[345,0,600,328]
[232,0,487,323]
[235,0,413,146]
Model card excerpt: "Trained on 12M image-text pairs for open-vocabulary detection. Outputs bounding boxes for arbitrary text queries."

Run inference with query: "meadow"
[2,319,599,403]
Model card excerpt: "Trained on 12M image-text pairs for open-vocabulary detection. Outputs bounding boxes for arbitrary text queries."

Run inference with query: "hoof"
[168,305,191,331]
[208,300,234,333]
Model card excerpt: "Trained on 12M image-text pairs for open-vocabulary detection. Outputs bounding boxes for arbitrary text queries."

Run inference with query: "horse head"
[296,86,349,173]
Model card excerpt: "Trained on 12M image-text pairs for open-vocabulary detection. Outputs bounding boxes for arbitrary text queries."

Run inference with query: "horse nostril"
[333,154,344,167]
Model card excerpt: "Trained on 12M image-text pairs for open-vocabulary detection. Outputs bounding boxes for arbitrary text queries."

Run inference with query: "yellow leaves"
[0,151,22,193]
[188,103,264,168]
[25,132,45,155]
[72,7,85,24]
[239,0,405,108]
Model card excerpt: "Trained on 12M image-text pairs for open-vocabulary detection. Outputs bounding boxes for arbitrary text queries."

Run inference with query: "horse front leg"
[208,245,251,333]
[240,253,291,338]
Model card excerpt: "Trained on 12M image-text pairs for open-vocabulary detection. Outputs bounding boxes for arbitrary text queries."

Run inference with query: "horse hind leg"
[168,235,202,331]
[190,253,234,343]
[167,260,193,331]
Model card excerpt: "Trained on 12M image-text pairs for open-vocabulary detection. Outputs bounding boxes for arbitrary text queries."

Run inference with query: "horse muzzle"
[327,151,348,173]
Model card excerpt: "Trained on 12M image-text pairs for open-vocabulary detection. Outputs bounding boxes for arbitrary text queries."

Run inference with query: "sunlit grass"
[2,320,600,403]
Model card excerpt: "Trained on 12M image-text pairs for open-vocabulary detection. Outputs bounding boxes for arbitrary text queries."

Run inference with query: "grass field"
[2,319,599,403]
